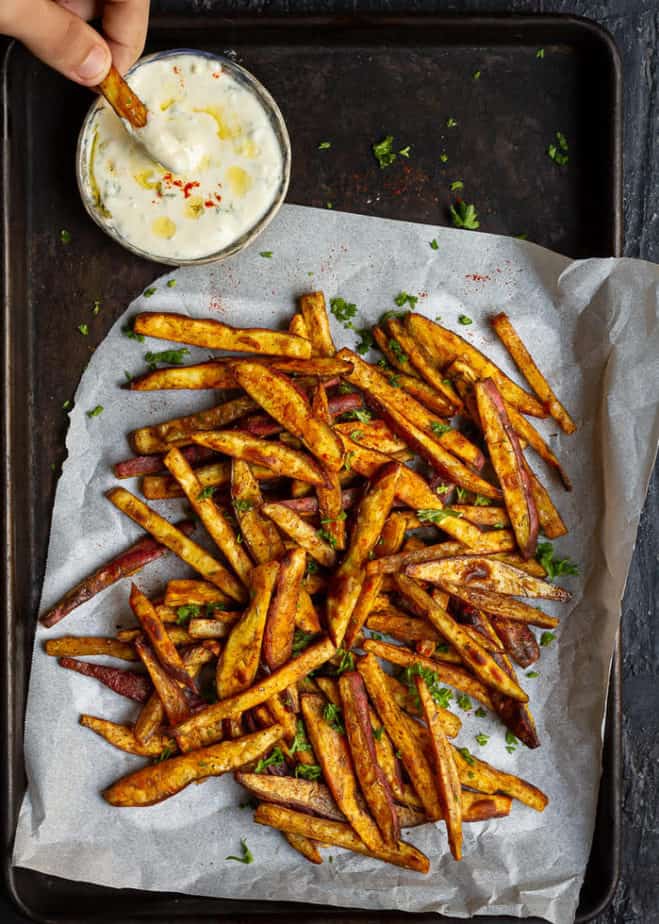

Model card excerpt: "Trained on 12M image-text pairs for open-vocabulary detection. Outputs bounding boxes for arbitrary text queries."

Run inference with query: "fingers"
[5,0,111,85]
[102,0,150,74]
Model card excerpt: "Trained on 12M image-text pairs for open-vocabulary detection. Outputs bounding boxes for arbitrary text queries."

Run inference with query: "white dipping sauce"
[82,54,285,261]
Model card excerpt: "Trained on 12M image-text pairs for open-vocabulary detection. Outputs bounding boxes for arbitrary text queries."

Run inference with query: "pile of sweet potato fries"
[41,293,577,870]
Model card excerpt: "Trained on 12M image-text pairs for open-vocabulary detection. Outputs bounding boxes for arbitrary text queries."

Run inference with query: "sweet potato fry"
[104,724,284,807]
[312,384,345,550]
[503,402,572,490]
[254,803,429,873]
[451,506,510,528]
[407,557,570,601]
[39,521,195,628]
[397,791,512,826]
[285,833,323,864]
[188,618,234,639]
[231,459,286,564]
[386,316,462,408]
[243,390,360,438]
[45,637,137,661]
[357,653,442,821]
[524,462,569,539]
[58,657,151,702]
[80,715,175,758]
[363,639,495,710]
[132,396,257,455]
[491,312,576,433]
[192,430,327,486]
[107,488,247,602]
[164,580,234,609]
[134,312,312,358]
[128,360,237,391]
[114,446,215,479]
[366,537,513,576]
[451,746,548,811]
[339,672,400,846]
[299,292,336,357]
[289,312,309,338]
[164,448,253,585]
[476,379,539,558]
[302,693,384,851]
[135,636,191,726]
[235,772,344,820]
[415,676,463,860]
[217,561,279,699]
[263,548,306,670]
[232,362,344,472]
[261,503,337,567]
[327,461,401,646]
[371,323,421,378]
[98,65,147,127]
[366,610,441,643]
[491,617,540,668]
[334,419,408,455]
[130,585,196,691]
[437,584,560,629]
[406,313,546,417]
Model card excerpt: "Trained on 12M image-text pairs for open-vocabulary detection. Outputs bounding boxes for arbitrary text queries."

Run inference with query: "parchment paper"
[12,205,659,923]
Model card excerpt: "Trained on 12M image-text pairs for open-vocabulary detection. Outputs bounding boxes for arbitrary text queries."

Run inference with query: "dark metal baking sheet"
[1,13,622,923]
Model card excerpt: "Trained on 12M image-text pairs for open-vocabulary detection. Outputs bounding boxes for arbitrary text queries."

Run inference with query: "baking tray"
[1,13,622,923]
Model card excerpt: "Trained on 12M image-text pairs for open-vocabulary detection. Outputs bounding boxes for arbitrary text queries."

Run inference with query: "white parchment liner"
[12,205,659,922]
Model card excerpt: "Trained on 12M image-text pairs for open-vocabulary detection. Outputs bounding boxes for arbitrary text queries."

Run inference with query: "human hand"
[0,0,150,86]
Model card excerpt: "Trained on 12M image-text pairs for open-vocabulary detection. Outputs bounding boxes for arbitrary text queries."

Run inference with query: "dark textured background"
[2,1,657,922]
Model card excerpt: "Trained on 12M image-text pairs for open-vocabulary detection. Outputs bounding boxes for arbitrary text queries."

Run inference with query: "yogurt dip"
[78,52,289,263]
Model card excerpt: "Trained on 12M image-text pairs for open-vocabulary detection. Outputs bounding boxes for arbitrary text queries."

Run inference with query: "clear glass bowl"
[76,49,291,266]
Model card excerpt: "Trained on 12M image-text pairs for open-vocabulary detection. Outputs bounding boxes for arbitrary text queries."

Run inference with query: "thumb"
[8,0,112,86]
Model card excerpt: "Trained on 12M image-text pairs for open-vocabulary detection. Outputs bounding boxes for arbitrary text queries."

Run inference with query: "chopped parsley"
[350,429,364,440]
[458,315,473,325]
[155,745,175,762]
[124,370,133,383]
[92,300,101,315]
[431,421,451,436]
[226,838,254,864]
[197,486,215,500]
[60,229,71,244]
[340,407,373,423]
[536,48,545,59]
[474,707,487,718]
[355,328,374,355]
[143,287,156,298]
[450,180,464,192]
[436,643,450,654]
[458,746,475,766]
[86,405,103,418]
[305,558,319,576]
[338,382,356,394]
[402,663,453,710]
[292,628,315,655]
[455,487,468,502]
[450,201,480,230]
[526,670,540,678]
[540,631,556,647]
[206,601,228,616]
[388,375,401,388]
[62,399,72,411]
[474,494,492,506]
[379,309,409,324]
[398,145,411,158]
[446,117,458,128]
[457,693,473,711]
[317,527,337,549]
[475,732,489,746]
[394,291,418,309]
[295,763,322,780]
[372,725,384,741]
[330,297,357,326]
[536,541,579,579]
[429,238,439,250]
[323,702,345,734]
[167,279,177,288]
[176,604,200,624]
[342,451,356,471]
[416,507,462,524]
[372,135,397,169]
[318,141,332,150]
[254,746,286,774]
[145,347,190,370]
[434,483,452,494]
[290,719,312,754]
[547,131,569,167]
[326,201,333,209]
[335,647,355,676]
[505,730,518,754]
[77,323,89,336]
[122,323,144,342]
[233,498,254,513]
[259,251,273,258]
[439,151,448,164]
[388,338,408,364]
[473,70,481,80]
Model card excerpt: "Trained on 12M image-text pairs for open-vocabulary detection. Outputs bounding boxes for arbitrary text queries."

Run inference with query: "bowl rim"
[76,48,291,267]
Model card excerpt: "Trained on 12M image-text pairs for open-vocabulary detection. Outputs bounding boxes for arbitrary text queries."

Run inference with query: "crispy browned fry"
[491,312,576,433]
[451,746,548,811]
[217,562,279,699]
[371,324,420,377]
[130,585,197,691]
[339,672,400,846]
[40,522,195,628]
[80,715,175,758]
[451,505,511,527]
[502,402,572,490]
[524,462,569,539]
[105,724,283,807]
[437,583,560,629]
[236,771,342,819]
[334,419,407,455]
[132,396,257,455]
[407,313,546,417]
[164,580,234,609]
[366,610,441,643]
[164,448,253,585]
[302,694,384,851]
[408,556,570,601]
[231,459,285,564]
[363,639,496,710]
[129,360,237,391]
[261,503,337,567]
[327,461,401,646]
[187,618,234,638]
[385,674,462,737]
[255,803,429,872]
[232,362,344,471]
[289,312,309,338]
[116,447,216,479]
[285,833,323,864]
[299,292,336,357]
[295,591,322,634]
[134,636,190,726]
[476,379,539,558]
[491,617,540,668]
[263,548,306,670]
[134,312,311,358]
[244,389,358,438]
[397,791,512,825]
[45,637,137,661]
[366,538,511,576]
[358,653,442,821]
[58,657,151,701]
[386,316,462,408]
[312,384,345,550]
[415,676,462,860]
[395,574,529,701]
[107,488,247,602]
[192,430,327,486]
[98,65,147,127]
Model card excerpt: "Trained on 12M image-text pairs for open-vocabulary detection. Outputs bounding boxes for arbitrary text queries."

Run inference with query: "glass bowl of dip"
[76,49,291,266]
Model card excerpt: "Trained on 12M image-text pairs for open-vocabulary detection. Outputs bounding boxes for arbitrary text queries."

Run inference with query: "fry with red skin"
[244,391,361,438]
[407,557,570,601]
[261,503,337,567]
[45,637,137,661]
[339,672,400,846]
[134,637,191,726]
[80,716,176,758]
[524,462,569,539]
[415,675,463,860]
[312,383,345,550]
[40,521,195,627]
[435,583,560,630]
[191,431,327,487]
[263,548,306,671]
[299,291,336,357]
[134,312,312,358]
[230,459,286,564]
[278,487,360,517]
[451,747,548,811]
[130,585,197,691]
[491,617,540,668]
[57,657,152,702]
[164,580,234,610]
[132,396,257,455]
[114,447,215,479]
[334,420,407,455]
[104,725,284,807]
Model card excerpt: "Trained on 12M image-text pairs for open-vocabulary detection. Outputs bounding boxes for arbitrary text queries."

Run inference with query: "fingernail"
[77,46,110,82]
